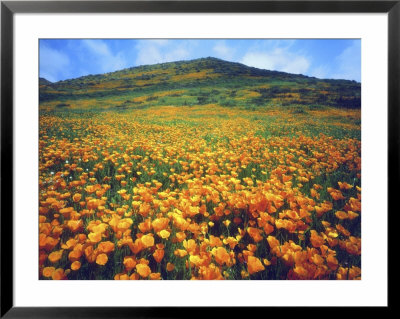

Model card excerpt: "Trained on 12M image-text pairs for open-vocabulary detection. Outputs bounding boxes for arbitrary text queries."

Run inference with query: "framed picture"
[1,0,395,316]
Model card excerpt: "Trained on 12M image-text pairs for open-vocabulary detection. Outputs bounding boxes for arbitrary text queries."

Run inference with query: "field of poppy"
[39,102,361,280]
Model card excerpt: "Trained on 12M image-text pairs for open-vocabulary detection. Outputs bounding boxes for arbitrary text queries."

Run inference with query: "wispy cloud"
[135,40,191,66]
[82,39,111,56]
[81,40,128,74]
[309,65,329,79]
[331,40,361,81]
[39,45,70,82]
[241,47,310,75]
[149,39,170,46]
[213,41,236,61]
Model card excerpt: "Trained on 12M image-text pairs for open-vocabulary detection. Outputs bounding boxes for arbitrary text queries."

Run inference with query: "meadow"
[39,103,361,280]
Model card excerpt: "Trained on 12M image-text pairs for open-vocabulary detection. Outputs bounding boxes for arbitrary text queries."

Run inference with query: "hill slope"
[39,57,361,111]
[39,77,52,85]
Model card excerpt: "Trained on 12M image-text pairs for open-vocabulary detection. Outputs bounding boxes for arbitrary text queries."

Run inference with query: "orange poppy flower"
[68,249,82,262]
[129,273,139,280]
[123,256,137,271]
[59,207,74,218]
[140,234,154,248]
[51,268,66,280]
[71,261,81,271]
[247,256,265,275]
[310,230,325,248]
[175,232,186,242]
[311,253,324,266]
[72,193,82,202]
[336,224,351,236]
[223,220,231,227]
[159,229,171,239]
[335,211,348,220]
[138,218,152,233]
[326,255,339,270]
[267,236,280,249]
[209,235,222,247]
[42,266,55,278]
[166,263,175,272]
[88,232,102,243]
[97,241,115,254]
[338,182,353,190]
[153,249,165,263]
[96,253,108,266]
[223,236,238,249]
[151,217,169,232]
[263,258,271,266]
[119,274,130,280]
[149,273,161,280]
[61,238,78,250]
[212,247,231,266]
[183,239,198,255]
[310,188,320,199]
[293,265,308,279]
[117,218,133,232]
[347,211,359,220]
[174,249,188,257]
[128,238,144,254]
[327,188,345,200]
[136,264,151,278]
[67,219,83,232]
[48,250,63,263]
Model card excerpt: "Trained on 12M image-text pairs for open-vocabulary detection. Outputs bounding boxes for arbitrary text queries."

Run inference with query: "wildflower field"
[39,104,361,280]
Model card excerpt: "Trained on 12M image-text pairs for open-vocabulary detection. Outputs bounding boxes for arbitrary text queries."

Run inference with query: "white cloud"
[213,41,236,61]
[251,39,296,52]
[241,48,310,75]
[135,40,190,66]
[136,45,163,65]
[81,40,128,73]
[39,45,70,82]
[149,39,169,46]
[309,65,329,79]
[165,48,190,62]
[331,40,361,81]
[82,39,111,56]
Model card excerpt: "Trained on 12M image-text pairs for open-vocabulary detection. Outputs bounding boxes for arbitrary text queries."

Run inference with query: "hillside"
[39,57,361,111]
[39,77,52,85]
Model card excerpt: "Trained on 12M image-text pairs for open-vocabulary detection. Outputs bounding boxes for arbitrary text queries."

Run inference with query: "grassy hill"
[39,57,360,111]
[39,77,53,85]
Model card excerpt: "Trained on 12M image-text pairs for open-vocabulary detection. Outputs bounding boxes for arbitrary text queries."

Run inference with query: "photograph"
[38,39,362,281]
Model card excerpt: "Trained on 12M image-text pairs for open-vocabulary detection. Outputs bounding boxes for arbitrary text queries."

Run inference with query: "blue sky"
[40,39,361,83]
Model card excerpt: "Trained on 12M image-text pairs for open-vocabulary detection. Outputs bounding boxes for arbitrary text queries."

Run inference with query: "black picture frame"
[1,0,395,317]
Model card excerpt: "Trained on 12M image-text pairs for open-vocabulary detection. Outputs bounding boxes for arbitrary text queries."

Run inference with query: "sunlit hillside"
[39,57,360,112]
